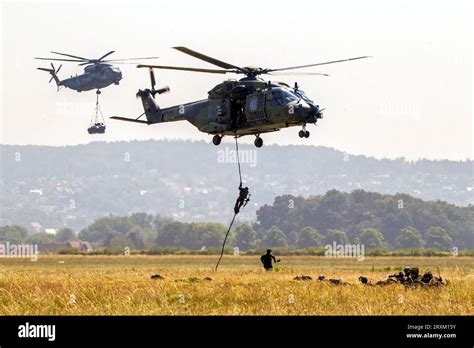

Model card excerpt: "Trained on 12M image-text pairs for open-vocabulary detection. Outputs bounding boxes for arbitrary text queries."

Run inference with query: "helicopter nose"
[289,102,313,121]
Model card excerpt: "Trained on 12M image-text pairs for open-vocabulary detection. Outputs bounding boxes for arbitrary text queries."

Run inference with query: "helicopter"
[35,51,159,92]
[111,47,370,147]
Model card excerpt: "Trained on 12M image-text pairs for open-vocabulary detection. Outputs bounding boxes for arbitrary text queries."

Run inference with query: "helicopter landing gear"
[254,135,263,148]
[212,134,222,146]
[298,125,310,138]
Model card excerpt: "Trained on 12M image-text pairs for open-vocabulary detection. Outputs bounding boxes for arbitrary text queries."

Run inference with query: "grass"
[0,255,473,315]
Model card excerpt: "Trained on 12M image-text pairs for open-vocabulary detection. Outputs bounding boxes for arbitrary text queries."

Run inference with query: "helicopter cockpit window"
[270,89,298,106]
[295,89,313,103]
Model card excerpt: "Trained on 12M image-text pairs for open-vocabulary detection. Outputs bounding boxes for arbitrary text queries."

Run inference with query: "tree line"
[1,190,472,252]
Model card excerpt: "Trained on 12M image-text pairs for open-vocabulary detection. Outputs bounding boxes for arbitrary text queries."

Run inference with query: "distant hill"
[0,140,472,231]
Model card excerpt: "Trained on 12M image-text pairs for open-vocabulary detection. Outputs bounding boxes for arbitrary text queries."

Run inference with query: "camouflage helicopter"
[111,47,370,147]
[35,51,159,92]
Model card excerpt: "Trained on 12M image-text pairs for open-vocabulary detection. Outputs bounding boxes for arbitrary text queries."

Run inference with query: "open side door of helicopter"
[245,91,267,123]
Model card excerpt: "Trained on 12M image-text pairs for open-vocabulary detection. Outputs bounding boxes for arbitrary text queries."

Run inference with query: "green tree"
[55,228,75,243]
[394,227,424,249]
[324,229,349,245]
[109,235,134,251]
[424,227,453,251]
[26,232,55,244]
[296,226,323,248]
[155,221,187,247]
[262,226,288,248]
[234,224,257,250]
[197,223,226,248]
[356,228,385,249]
[79,215,134,245]
[127,226,145,249]
[0,225,28,243]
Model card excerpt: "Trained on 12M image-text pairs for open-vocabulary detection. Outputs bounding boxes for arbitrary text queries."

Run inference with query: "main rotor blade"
[267,72,329,76]
[35,57,84,62]
[97,51,115,61]
[104,57,159,62]
[137,64,232,74]
[267,56,372,73]
[50,51,89,60]
[173,46,242,71]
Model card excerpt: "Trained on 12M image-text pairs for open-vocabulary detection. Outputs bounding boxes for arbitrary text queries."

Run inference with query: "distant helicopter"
[35,50,159,134]
[111,47,371,147]
[35,51,159,92]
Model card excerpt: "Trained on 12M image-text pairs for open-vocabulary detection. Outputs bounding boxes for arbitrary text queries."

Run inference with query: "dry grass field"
[0,255,472,315]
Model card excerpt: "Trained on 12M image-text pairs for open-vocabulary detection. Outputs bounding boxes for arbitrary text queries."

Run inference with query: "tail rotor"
[137,68,170,98]
[149,68,170,97]
[47,63,62,83]
[38,63,62,88]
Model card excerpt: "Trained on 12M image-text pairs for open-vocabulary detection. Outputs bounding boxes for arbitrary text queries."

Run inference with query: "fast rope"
[235,134,243,186]
[215,135,245,271]
[215,213,236,271]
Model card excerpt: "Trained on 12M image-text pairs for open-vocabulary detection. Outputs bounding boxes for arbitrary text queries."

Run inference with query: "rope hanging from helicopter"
[91,91,104,124]
[215,134,250,271]
[88,90,106,134]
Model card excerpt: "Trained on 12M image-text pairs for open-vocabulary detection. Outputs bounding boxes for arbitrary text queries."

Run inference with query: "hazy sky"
[1,0,472,160]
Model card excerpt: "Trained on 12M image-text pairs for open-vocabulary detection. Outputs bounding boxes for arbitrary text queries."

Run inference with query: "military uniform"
[261,250,277,271]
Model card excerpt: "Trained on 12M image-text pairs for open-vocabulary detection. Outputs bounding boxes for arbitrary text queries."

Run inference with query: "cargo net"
[88,91,106,134]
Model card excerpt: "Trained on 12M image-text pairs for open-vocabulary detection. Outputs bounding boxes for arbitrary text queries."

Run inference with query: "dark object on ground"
[150,274,164,280]
[203,277,213,281]
[359,276,371,285]
[375,278,397,286]
[384,267,445,287]
[329,278,345,285]
[293,275,313,281]
[318,275,326,281]
[388,272,405,283]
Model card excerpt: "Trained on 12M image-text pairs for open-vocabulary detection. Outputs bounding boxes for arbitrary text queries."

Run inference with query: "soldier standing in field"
[260,249,280,271]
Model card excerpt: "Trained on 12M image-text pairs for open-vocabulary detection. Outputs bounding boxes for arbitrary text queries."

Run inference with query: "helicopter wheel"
[254,136,263,148]
[304,130,310,138]
[212,134,222,146]
[298,130,305,138]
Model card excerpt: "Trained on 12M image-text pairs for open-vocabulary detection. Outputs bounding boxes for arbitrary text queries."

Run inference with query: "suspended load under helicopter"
[87,91,106,134]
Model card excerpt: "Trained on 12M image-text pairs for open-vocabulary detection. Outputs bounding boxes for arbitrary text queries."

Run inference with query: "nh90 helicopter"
[35,51,159,92]
[111,47,370,147]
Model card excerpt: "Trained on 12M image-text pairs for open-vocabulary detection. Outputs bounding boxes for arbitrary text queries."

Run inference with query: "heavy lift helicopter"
[35,51,159,134]
[111,47,371,147]
[35,50,159,92]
